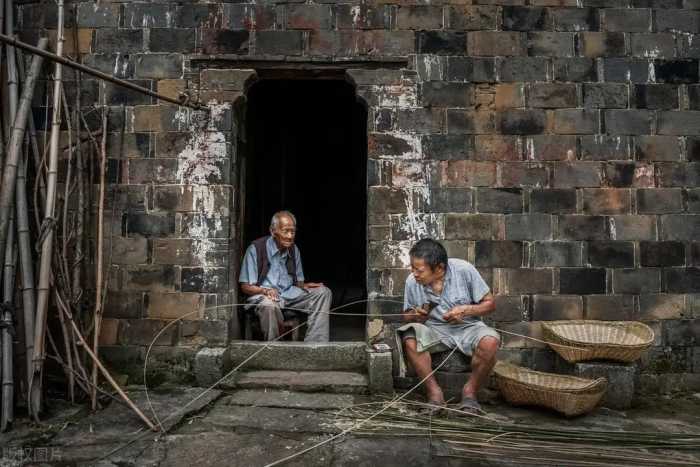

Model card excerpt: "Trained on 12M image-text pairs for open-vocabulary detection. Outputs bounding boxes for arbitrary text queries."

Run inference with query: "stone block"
[198,29,250,55]
[119,319,177,346]
[588,241,635,267]
[181,267,228,293]
[551,162,602,188]
[149,28,196,53]
[422,135,472,161]
[502,6,546,30]
[104,292,144,319]
[665,268,700,293]
[639,294,687,319]
[560,268,606,294]
[128,158,178,184]
[287,4,332,29]
[553,109,599,134]
[499,162,548,187]
[583,188,632,214]
[469,31,525,56]
[397,5,443,30]
[336,3,389,29]
[448,6,498,30]
[122,3,171,28]
[499,110,546,134]
[530,189,577,213]
[441,161,497,187]
[367,349,393,393]
[493,295,527,322]
[583,83,629,108]
[99,319,120,346]
[532,295,584,320]
[528,32,576,56]
[498,57,549,81]
[552,7,599,31]
[148,292,205,320]
[495,84,525,109]
[553,57,597,82]
[584,294,635,320]
[125,212,176,238]
[574,362,635,409]
[603,8,651,31]
[426,188,472,212]
[475,241,524,267]
[603,162,653,188]
[557,215,609,240]
[194,347,231,387]
[580,135,631,161]
[580,32,626,57]
[475,188,523,213]
[529,135,577,161]
[634,85,679,110]
[175,4,223,28]
[660,215,700,240]
[505,213,552,240]
[446,57,496,82]
[637,188,683,213]
[608,215,657,240]
[655,9,700,32]
[533,241,583,267]
[420,82,473,108]
[613,268,662,293]
[640,241,685,267]
[153,186,231,215]
[396,108,444,134]
[656,162,700,187]
[95,29,144,54]
[111,237,148,265]
[417,31,467,55]
[654,60,699,84]
[124,265,177,292]
[181,319,229,346]
[602,58,651,83]
[134,54,184,79]
[77,2,119,27]
[445,213,502,240]
[501,269,553,294]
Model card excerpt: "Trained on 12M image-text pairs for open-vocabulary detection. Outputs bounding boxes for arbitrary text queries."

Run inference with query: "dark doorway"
[242,79,368,341]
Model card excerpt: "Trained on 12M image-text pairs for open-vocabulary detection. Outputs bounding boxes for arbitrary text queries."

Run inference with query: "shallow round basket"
[541,320,654,363]
[494,362,607,417]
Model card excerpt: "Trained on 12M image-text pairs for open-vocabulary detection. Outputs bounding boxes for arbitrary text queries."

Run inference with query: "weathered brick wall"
[19,0,699,391]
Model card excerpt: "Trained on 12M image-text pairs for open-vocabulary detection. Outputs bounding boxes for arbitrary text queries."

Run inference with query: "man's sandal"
[419,400,447,416]
[454,396,482,417]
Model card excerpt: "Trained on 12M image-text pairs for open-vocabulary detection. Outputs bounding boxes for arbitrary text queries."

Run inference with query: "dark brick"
[134,54,183,79]
[657,112,700,135]
[447,111,495,134]
[585,294,636,320]
[449,6,499,30]
[613,268,662,293]
[552,162,603,187]
[638,188,683,213]
[255,31,302,56]
[667,268,700,293]
[527,32,575,56]
[532,295,584,321]
[528,135,577,161]
[693,242,700,265]
[640,241,685,266]
[77,3,119,27]
[655,9,700,33]
[499,110,546,135]
[422,135,473,160]
[603,162,652,187]
[150,29,195,53]
[602,58,651,82]
[603,8,651,32]
[580,32,626,57]
[336,3,388,30]
[124,266,176,292]
[468,31,525,56]
[654,60,700,83]
[580,135,632,161]
[175,4,222,28]
[119,319,175,346]
[588,241,635,267]
[583,188,632,214]
[287,4,332,29]
[368,133,414,157]
[181,267,228,293]
[502,7,546,31]
[398,108,445,134]
[446,57,497,82]
[560,268,606,294]
[634,84,679,110]
[476,188,523,213]
[552,8,599,31]
[634,135,682,161]
[689,86,700,110]
[102,81,153,106]
[125,213,176,237]
[609,215,658,240]
[503,269,553,295]
[533,241,583,267]
[660,214,700,240]
[492,296,526,322]
[420,82,473,108]
[553,109,599,134]
[531,189,577,213]
[689,189,700,212]
[104,292,143,319]
[505,214,552,240]
[528,83,577,108]
[426,188,472,212]
[689,138,700,162]
[552,58,597,82]
[557,215,609,240]
[122,3,171,28]
[95,29,144,54]
[604,110,654,135]
[417,31,467,55]
[631,33,676,58]
[498,57,548,81]
[500,162,548,187]
[663,319,699,346]
[583,83,629,108]
[475,136,521,161]
[475,241,524,267]
[444,214,501,240]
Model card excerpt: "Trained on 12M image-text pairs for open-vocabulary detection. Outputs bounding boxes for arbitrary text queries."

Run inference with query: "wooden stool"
[243,308,302,341]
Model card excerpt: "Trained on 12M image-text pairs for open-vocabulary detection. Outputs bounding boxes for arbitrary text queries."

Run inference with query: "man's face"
[410,257,444,286]
[271,215,296,250]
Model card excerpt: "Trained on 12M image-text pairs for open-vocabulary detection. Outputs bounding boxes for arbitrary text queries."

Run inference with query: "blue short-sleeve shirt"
[239,237,305,300]
[403,258,490,325]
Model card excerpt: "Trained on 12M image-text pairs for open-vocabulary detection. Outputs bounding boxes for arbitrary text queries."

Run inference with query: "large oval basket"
[494,362,607,417]
[541,320,654,363]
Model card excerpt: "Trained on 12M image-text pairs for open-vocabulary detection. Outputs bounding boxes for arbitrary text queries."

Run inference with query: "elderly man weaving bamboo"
[239,211,331,342]
[399,238,500,415]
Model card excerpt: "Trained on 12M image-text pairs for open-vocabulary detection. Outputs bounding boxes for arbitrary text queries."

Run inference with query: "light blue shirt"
[403,258,490,325]
[239,237,305,301]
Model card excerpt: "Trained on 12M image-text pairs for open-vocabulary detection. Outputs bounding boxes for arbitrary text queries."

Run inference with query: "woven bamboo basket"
[494,362,607,417]
[541,320,654,363]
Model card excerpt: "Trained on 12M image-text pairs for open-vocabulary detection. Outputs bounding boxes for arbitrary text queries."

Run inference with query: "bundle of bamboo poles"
[0,0,159,432]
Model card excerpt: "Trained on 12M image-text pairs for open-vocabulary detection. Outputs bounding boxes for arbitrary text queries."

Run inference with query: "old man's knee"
[477,335,500,358]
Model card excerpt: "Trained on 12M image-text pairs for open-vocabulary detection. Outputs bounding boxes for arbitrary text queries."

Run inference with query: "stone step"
[224,389,361,410]
[227,341,368,372]
[221,370,369,394]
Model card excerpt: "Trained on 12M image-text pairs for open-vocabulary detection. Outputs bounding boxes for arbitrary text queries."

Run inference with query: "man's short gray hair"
[270,211,297,231]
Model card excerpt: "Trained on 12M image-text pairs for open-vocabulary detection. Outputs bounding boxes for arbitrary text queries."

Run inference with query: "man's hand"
[262,288,280,301]
[404,306,429,323]
[443,305,471,324]
[302,282,324,289]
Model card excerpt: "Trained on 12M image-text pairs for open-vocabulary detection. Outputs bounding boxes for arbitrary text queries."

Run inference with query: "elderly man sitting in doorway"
[399,238,500,415]
[239,211,331,342]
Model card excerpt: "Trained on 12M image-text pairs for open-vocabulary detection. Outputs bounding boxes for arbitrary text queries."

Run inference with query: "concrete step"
[221,370,369,394]
[227,341,368,372]
[224,389,361,410]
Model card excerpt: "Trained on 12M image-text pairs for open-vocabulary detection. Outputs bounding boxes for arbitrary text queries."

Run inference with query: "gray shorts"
[399,322,500,357]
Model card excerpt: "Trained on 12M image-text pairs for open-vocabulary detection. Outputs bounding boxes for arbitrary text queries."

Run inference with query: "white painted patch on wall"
[608,217,617,240]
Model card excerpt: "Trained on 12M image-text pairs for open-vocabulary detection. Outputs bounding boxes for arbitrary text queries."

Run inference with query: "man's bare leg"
[462,336,499,399]
[403,338,444,403]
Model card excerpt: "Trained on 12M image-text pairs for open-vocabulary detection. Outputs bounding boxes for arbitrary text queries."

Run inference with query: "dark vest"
[252,236,299,286]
